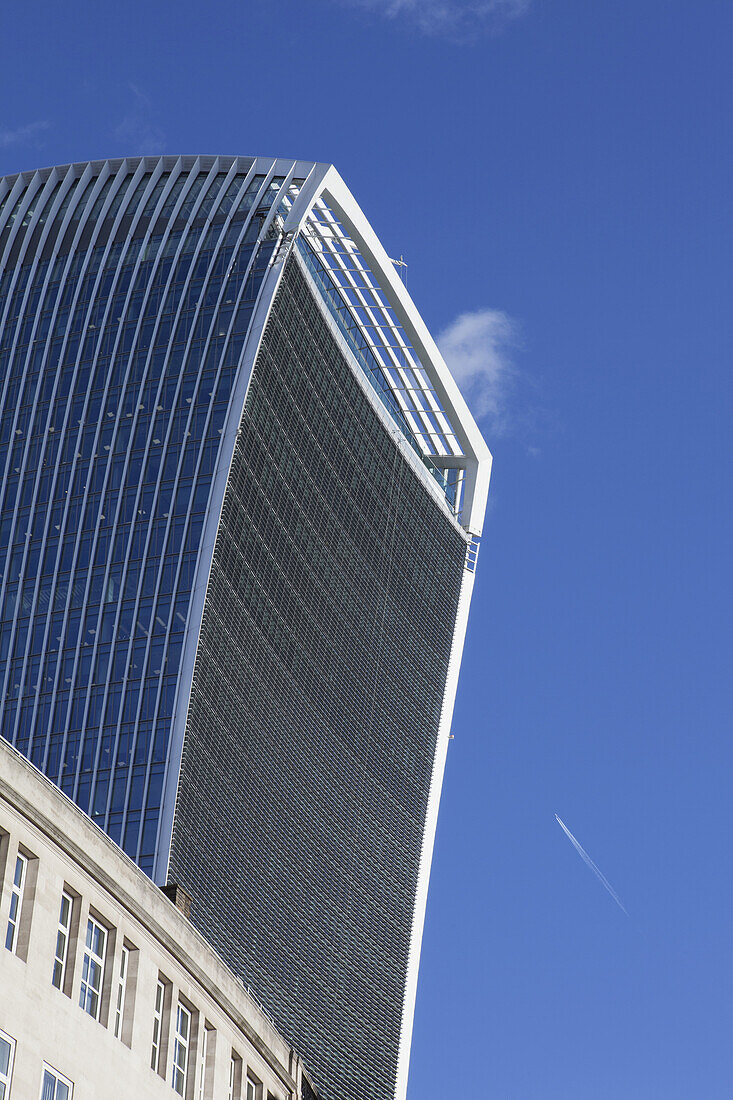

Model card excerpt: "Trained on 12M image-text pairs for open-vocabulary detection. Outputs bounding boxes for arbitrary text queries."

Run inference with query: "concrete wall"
[0,737,311,1100]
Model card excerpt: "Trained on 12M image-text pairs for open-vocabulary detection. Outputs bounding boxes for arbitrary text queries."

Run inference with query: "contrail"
[555,814,628,915]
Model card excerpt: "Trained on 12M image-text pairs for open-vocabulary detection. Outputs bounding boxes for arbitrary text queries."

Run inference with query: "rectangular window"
[197,1023,211,1100]
[246,1074,259,1100]
[78,916,106,1020]
[0,1030,15,1100]
[52,891,73,990]
[151,978,167,1074]
[40,1064,73,1100]
[5,852,27,953]
[228,1054,243,1100]
[172,1002,191,1096]
[113,944,130,1039]
[0,832,9,900]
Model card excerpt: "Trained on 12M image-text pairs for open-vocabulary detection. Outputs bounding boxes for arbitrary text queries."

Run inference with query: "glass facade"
[0,157,284,873]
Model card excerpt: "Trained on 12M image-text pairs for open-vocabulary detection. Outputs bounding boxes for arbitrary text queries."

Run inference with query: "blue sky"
[3,0,733,1095]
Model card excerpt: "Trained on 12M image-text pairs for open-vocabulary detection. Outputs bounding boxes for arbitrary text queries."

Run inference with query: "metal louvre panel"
[168,257,466,1100]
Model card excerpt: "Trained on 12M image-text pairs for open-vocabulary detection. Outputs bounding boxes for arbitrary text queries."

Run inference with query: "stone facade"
[0,736,313,1099]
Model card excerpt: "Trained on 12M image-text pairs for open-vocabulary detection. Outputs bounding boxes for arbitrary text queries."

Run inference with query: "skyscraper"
[0,155,491,1100]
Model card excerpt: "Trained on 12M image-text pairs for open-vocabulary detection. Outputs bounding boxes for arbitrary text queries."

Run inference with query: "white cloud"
[0,121,50,148]
[436,307,517,429]
[115,85,165,155]
[337,0,530,38]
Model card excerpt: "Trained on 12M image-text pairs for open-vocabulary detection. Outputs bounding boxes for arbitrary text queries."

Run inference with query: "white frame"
[113,943,130,1039]
[78,915,106,1021]
[4,851,27,954]
[228,1053,243,1100]
[40,1063,73,1100]
[151,977,166,1073]
[0,1028,15,1100]
[196,1022,210,1100]
[52,890,73,991]
[172,1001,191,1096]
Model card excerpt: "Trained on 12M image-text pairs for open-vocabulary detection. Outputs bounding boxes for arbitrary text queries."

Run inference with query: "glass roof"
[277,186,467,514]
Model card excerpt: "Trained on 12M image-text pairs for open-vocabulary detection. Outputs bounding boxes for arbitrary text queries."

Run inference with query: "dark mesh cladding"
[168,257,467,1100]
